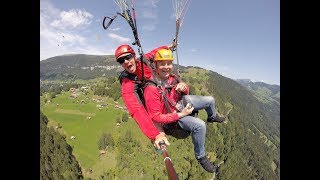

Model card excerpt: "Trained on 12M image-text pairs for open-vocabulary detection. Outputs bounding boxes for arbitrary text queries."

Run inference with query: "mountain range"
[236,79,280,105]
[40,54,121,80]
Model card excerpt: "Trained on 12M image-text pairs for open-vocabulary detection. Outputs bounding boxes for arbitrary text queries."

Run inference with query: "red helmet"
[114,44,135,60]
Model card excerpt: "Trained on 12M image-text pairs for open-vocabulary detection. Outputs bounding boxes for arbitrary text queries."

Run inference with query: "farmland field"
[41,89,151,178]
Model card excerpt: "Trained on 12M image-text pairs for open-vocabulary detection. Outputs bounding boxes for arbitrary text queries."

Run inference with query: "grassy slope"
[41,90,151,179]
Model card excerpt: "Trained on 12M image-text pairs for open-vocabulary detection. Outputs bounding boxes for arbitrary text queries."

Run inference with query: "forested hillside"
[236,79,280,105]
[40,111,83,179]
[40,56,280,179]
[40,54,121,80]
[198,70,280,179]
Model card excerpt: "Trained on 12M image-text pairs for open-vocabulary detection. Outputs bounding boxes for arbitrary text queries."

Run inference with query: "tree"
[188,85,196,95]
[105,133,115,149]
[40,111,83,180]
[116,117,121,124]
[98,133,115,150]
[98,133,107,150]
[122,113,128,122]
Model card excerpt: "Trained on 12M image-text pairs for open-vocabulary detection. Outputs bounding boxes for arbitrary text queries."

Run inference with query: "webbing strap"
[158,75,182,113]
[140,55,159,86]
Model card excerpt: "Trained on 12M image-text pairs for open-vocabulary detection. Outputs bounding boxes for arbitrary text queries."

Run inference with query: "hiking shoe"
[207,115,225,123]
[197,156,218,173]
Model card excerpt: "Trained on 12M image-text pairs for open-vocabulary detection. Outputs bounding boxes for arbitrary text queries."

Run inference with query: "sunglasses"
[117,54,134,64]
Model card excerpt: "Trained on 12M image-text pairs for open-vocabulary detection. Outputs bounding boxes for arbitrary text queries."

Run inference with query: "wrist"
[156,132,165,138]
[177,112,184,118]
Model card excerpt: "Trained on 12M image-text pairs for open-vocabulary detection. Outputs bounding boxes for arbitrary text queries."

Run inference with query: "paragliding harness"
[118,59,191,139]
[118,56,155,106]
[144,74,191,140]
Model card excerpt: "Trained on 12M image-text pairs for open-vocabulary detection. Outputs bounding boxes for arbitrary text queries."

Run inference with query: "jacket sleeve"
[144,85,180,124]
[144,46,169,60]
[121,78,160,140]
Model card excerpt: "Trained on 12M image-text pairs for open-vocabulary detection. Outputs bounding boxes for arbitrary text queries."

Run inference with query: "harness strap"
[140,55,157,84]
[157,75,182,113]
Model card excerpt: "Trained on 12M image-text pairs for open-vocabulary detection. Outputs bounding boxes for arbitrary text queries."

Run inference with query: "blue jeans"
[182,95,216,120]
[176,116,206,159]
[165,95,217,159]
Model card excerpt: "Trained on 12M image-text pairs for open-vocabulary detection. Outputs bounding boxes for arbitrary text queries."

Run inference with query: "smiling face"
[155,60,173,80]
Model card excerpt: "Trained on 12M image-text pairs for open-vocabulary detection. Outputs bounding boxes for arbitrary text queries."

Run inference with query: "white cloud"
[41,14,87,53]
[142,24,156,31]
[40,0,134,61]
[118,1,158,33]
[69,46,106,56]
[150,0,161,8]
[108,33,130,43]
[40,1,110,61]
[140,0,159,19]
[51,9,93,29]
[109,27,120,31]
[141,9,158,19]
[40,0,60,17]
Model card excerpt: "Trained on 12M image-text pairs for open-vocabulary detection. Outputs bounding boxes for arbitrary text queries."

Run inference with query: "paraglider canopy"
[172,0,191,28]
[171,0,192,75]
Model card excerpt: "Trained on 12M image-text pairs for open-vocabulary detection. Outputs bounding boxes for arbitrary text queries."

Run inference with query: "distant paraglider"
[57,33,65,47]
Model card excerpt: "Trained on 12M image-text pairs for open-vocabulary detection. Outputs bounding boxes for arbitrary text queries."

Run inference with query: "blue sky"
[40,0,280,85]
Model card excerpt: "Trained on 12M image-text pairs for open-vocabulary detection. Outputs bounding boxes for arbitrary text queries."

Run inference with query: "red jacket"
[144,74,189,124]
[119,46,169,140]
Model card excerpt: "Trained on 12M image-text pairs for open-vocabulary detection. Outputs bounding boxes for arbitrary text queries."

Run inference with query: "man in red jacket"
[114,43,175,149]
[143,49,225,173]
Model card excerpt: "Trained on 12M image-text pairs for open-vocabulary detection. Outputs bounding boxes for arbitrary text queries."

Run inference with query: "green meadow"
[41,89,152,178]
